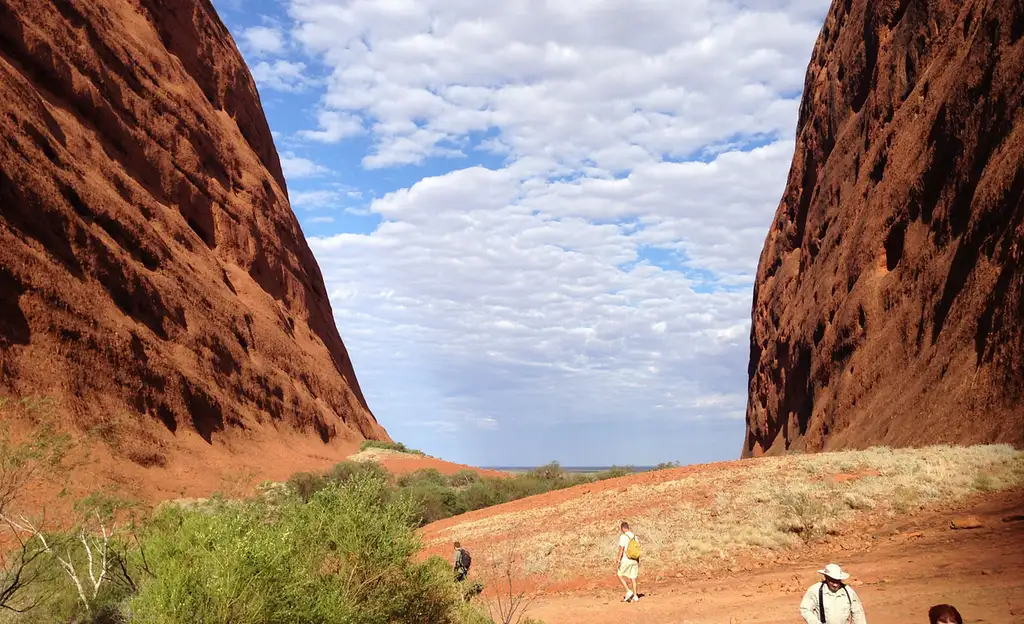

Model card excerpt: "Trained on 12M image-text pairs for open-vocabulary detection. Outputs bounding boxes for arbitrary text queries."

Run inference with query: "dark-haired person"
[928,604,962,624]
[799,563,868,624]
[453,541,471,582]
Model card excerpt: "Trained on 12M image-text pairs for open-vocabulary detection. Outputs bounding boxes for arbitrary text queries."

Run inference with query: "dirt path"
[517,491,1024,623]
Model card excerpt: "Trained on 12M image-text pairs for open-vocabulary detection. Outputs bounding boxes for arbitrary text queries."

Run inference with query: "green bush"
[592,465,637,480]
[281,459,642,529]
[526,461,564,481]
[288,471,327,502]
[360,440,425,456]
[129,475,462,624]
[406,481,461,525]
[397,468,447,488]
[447,469,481,488]
[328,460,394,485]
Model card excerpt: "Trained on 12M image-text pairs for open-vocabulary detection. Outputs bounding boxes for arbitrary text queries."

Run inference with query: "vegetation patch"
[0,400,531,624]
[360,440,426,456]
[423,445,1024,583]
[285,461,652,528]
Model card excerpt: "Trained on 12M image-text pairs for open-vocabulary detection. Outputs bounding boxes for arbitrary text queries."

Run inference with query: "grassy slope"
[419,444,1024,582]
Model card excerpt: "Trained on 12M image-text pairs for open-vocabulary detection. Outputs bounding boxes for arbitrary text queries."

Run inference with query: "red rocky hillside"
[745,0,1024,457]
[0,0,390,471]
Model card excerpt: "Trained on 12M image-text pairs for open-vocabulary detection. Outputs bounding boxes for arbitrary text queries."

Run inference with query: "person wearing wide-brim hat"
[799,563,868,624]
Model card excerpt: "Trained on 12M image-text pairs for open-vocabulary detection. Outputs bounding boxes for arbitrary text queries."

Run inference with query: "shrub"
[0,415,74,614]
[447,469,481,488]
[328,460,393,486]
[776,489,837,540]
[593,466,637,480]
[288,471,327,503]
[842,492,876,511]
[282,458,646,529]
[458,480,505,514]
[973,473,1000,492]
[398,468,447,488]
[407,481,461,525]
[654,461,681,470]
[360,440,425,456]
[526,462,563,481]
[129,475,463,624]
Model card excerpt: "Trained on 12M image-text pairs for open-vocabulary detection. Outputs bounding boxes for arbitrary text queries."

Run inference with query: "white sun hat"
[818,563,850,580]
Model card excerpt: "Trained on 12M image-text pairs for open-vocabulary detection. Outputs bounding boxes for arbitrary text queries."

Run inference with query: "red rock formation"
[744,0,1024,457]
[0,0,390,460]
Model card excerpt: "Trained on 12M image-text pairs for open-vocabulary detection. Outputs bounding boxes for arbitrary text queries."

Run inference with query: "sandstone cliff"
[0,0,390,463]
[744,0,1024,457]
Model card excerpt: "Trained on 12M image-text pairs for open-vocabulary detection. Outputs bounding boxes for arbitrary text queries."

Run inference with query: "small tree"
[3,493,134,617]
[0,412,72,613]
[0,514,52,614]
[481,529,546,624]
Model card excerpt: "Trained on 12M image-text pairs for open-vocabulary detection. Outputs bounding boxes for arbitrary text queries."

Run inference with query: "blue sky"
[211,0,830,467]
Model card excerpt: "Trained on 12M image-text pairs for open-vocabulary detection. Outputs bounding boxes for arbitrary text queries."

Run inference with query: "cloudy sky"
[211,0,830,467]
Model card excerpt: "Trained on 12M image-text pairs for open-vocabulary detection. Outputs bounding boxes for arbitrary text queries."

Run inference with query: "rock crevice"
[0,0,389,449]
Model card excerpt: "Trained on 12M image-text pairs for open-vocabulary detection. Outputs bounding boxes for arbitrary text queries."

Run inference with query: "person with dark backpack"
[799,563,868,624]
[453,541,472,582]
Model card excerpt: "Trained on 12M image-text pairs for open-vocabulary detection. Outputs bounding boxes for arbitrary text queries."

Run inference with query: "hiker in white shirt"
[799,563,868,624]
[615,521,640,603]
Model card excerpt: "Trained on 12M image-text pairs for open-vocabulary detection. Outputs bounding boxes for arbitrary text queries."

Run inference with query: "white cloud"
[306,216,336,224]
[278,0,830,461]
[241,25,286,57]
[251,60,315,92]
[289,184,365,210]
[290,189,343,209]
[298,110,364,143]
[279,152,330,178]
[289,0,825,169]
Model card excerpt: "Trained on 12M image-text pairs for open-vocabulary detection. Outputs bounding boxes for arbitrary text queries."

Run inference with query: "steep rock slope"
[0,0,389,456]
[744,0,1024,457]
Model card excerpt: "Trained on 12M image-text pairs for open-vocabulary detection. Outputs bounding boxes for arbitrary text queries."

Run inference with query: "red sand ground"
[9,418,364,520]
[521,491,1024,624]
[6,410,502,521]
[420,465,1024,624]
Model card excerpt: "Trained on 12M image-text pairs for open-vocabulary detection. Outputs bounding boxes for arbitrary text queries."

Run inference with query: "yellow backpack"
[625,535,641,560]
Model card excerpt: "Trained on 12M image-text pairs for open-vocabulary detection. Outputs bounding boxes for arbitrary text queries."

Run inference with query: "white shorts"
[617,558,638,579]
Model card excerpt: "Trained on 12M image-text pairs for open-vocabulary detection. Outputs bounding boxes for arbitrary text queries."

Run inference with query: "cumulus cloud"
[306,216,336,224]
[280,152,330,178]
[275,0,829,461]
[298,110,364,143]
[241,25,286,57]
[289,184,365,210]
[290,189,345,209]
[251,60,315,92]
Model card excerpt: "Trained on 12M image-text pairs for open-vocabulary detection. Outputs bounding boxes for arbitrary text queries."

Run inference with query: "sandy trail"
[508,491,1024,624]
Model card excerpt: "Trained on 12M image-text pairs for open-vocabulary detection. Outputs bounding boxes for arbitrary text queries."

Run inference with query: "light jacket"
[799,582,867,624]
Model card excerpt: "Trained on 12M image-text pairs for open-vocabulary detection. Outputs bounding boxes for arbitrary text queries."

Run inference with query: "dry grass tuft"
[423,444,1024,582]
[84,411,168,468]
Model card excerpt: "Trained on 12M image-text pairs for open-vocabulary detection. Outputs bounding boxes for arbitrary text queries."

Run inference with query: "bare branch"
[1,509,119,615]
[480,526,545,624]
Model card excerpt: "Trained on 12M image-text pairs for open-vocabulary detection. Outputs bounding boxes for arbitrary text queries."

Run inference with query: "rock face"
[744,0,1024,457]
[0,0,389,450]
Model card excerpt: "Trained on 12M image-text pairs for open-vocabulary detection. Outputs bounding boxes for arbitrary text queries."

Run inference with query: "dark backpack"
[818,583,852,624]
[457,548,472,571]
